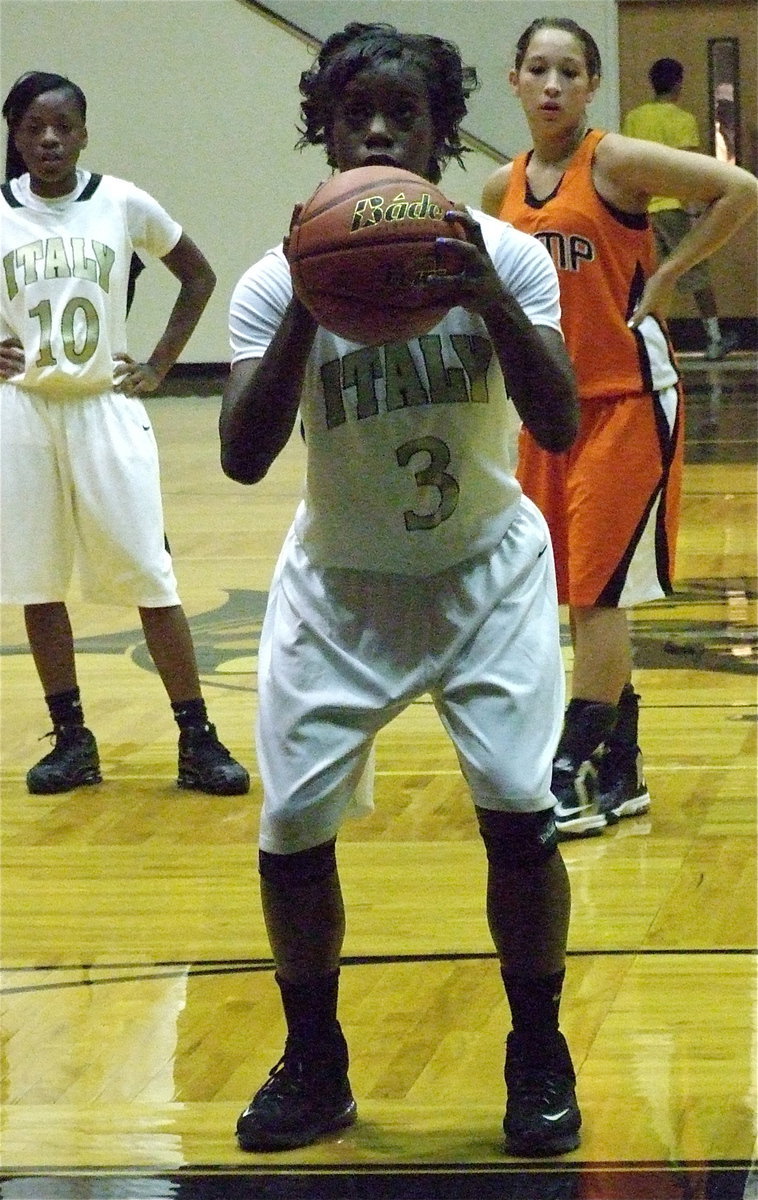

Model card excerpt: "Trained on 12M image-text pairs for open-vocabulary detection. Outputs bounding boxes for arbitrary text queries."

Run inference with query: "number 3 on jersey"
[396,435,460,531]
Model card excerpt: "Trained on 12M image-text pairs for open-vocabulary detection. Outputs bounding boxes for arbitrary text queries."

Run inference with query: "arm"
[434,212,578,453]
[596,133,758,324]
[479,300,577,453]
[480,163,513,219]
[219,294,317,484]
[114,232,216,395]
[477,179,578,451]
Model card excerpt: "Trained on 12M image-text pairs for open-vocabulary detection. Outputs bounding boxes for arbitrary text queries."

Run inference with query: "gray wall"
[1,0,619,363]
[267,0,621,157]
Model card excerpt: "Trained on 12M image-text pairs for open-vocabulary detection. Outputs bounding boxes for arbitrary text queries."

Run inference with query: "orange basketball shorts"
[516,384,684,608]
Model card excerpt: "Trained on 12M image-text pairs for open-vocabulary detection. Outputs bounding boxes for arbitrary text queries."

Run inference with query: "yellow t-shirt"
[622,101,700,212]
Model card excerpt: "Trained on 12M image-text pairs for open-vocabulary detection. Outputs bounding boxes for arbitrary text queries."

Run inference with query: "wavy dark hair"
[514,17,602,79]
[297,22,479,184]
[3,70,86,181]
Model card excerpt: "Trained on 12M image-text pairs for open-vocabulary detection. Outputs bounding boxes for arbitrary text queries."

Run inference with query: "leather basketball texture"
[286,165,467,345]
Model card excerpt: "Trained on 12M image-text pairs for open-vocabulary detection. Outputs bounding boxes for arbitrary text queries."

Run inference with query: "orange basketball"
[285,165,468,345]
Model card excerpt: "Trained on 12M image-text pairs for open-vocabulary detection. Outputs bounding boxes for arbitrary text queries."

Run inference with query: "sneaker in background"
[27,726,101,794]
[177,723,249,795]
[552,756,606,839]
[594,742,651,823]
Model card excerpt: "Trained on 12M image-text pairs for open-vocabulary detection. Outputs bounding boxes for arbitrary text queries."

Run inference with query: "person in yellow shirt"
[623,58,739,360]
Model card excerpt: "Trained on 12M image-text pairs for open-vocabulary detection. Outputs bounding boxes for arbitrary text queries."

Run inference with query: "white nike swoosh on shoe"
[554,803,589,819]
[543,1108,571,1121]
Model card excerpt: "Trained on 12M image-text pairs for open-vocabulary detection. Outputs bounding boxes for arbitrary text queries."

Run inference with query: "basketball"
[285,165,468,345]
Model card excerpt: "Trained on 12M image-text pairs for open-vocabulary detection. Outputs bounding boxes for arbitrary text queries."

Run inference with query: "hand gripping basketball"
[285,166,468,345]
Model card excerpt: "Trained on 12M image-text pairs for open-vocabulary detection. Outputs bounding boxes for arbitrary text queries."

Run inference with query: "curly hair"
[297,22,479,184]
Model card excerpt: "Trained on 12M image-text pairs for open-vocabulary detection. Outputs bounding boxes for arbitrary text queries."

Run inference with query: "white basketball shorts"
[256,495,565,854]
[0,384,180,607]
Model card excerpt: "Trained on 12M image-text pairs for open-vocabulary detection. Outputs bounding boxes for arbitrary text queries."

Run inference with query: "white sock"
[704,317,721,344]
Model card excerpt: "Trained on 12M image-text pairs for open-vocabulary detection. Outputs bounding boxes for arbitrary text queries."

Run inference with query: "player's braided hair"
[2,71,87,181]
[297,22,479,184]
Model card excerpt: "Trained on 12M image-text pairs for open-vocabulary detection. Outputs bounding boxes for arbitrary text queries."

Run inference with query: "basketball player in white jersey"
[1,71,249,796]
[220,24,584,1157]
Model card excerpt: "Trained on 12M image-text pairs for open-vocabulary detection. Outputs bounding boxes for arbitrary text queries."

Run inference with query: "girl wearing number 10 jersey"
[0,71,249,797]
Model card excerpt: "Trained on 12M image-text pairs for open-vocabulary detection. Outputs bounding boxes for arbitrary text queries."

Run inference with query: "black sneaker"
[504,1031,581,1157]
[177,723,249,795]
[594,743,651,823]
[552,756,606,839]
[236,1031,357,1151]
[27,726,101,794]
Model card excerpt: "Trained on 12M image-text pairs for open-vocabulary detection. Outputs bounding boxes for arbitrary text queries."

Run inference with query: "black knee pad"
[259,838,337,887]
[476,808,558,869]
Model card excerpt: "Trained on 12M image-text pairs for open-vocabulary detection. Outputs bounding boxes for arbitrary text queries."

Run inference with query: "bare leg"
[24,602,77,695]
[139,604,201,702]
[139,604,249,794]
[569,605,631,704]
[555,607,642,836]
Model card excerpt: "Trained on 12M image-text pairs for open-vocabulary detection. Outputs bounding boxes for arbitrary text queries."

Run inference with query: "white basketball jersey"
[0,170,181,397]
[229,209,563,575]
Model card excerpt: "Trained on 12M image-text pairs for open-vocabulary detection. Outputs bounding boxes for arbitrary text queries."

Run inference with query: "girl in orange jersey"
[482,17,757,839]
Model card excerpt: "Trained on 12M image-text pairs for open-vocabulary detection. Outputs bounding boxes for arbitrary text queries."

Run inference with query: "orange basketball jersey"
[499,129,683,608]
[499,129,678,401]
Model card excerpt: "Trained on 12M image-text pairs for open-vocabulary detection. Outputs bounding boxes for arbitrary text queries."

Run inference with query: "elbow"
[534,426,576,454]
[551,428,578,454]
[200,268,217,306]
[552,410,580,453]
[191,262,216,308]
[533,397,579,454]
[220,444,268,485]
[555,410,580,451]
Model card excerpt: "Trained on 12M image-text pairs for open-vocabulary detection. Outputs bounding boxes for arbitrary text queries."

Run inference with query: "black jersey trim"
[76,172,102,200]
[523,151,560,209]
[522,133,649,230]
[525,171,649,230]
[1,182,21,207]
[0,173,102,207]
[599,193,649,230]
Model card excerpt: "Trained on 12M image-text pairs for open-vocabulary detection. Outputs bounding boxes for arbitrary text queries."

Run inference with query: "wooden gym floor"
[0,352,756,1200]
